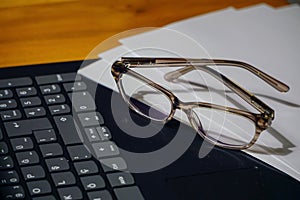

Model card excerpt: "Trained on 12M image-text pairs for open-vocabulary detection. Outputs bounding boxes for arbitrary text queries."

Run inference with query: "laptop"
[0,60,299,200]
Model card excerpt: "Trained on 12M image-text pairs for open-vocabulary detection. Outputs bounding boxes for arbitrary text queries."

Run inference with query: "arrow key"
[78,112,104,127]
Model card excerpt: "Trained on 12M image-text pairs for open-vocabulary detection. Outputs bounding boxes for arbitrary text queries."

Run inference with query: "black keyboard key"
[1,185,25,199]
[67,145,91,161]
[27,180,51,196]
[32,195,56,200]
[0,89,13,99]
[0,129,2,140]
[63,82,87,92]
[107,172,134,187]
[4,118,52,137]
[0,156,14,169]
[16,87,37,97]
[51,172,76,187]
[58,186,83,200]
[21,165,45,181]
[33,196,56,200]
[78,112,104,127]
[92,141,120,158]
[0,170,19,185]
[16,151,39,166]
[34,129,57,143]
[100,157,127,172]
[0,99,17,110]
[80,175,105,191]
[69,91,96,112]
[54,115,82,145]
[40,84,61,95]
[36,73,81,85]
[0,110,22,121]
[40,143,63,158]
[88,190,113,200]
[10,137,33,151]
[20,96,41,107]
[49,104,70,115]
[45,157,69,172]
[44,94,65,105]
[24,107,46,118]
[97,126,112,141]
[85,127,101,142]
[0,77,32,88]
[0,142,8,154]
[114,186,145,200]
[74,160,98,176]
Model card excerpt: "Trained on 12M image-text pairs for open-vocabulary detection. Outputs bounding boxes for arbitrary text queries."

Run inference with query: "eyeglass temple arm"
[204,66,275,118]
[121,57,279,117]
[121,57,289,92]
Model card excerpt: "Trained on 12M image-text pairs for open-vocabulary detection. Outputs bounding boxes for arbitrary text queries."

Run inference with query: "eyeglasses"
[111,57,289,150]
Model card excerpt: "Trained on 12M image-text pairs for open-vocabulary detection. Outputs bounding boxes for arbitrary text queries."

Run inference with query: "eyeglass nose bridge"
[173,100,195,111]
[171,100,194,119]
[171,101,207,136]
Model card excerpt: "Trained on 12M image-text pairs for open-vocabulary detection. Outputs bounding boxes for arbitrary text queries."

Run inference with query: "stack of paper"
[79,4,300,181]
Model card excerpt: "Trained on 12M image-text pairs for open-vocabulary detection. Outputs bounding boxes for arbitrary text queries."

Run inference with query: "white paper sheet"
[79,4,300,181]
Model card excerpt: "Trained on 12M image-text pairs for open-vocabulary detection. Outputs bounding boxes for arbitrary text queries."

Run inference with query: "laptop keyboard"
[0,73,145,199]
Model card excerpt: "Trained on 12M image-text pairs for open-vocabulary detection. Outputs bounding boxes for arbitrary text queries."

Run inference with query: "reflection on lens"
[120,73,172,121]
[190,107,255,147]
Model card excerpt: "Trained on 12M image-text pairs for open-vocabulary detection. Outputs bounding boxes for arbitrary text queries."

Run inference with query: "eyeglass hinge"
[257,113,273,129]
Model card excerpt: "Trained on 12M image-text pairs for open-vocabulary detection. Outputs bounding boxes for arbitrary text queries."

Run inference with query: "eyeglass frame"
[111,57,289,150]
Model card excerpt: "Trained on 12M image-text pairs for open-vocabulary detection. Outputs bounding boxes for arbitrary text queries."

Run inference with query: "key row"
[0,73,82,88]
[4,126,110,151]
[1,168,142,199]
[0,186,143,200]
[0,104,70,122]
[11,141,121,162]
[4,121,109,151]
[1,91,96,121]
[0,82,87,101]
[4,110,102,136]
[40,82,87,95]
[0,160,132,189]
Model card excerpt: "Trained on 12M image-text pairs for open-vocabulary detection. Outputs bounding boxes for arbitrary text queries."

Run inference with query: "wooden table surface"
[0,0,287,68]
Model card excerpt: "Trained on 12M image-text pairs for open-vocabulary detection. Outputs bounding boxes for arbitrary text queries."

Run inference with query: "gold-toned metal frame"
[111,57,289,150]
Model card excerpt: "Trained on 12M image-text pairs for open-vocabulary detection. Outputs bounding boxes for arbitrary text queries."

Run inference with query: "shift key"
[5,118,52,137]
[54,115,83,145]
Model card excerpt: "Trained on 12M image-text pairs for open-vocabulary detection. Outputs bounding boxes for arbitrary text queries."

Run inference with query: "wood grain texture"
[0,0,287,68]
[0,0,77,8]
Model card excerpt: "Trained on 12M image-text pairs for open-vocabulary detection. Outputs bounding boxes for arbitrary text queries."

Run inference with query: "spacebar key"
[5,118,52,137]
[54,115,83,145]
